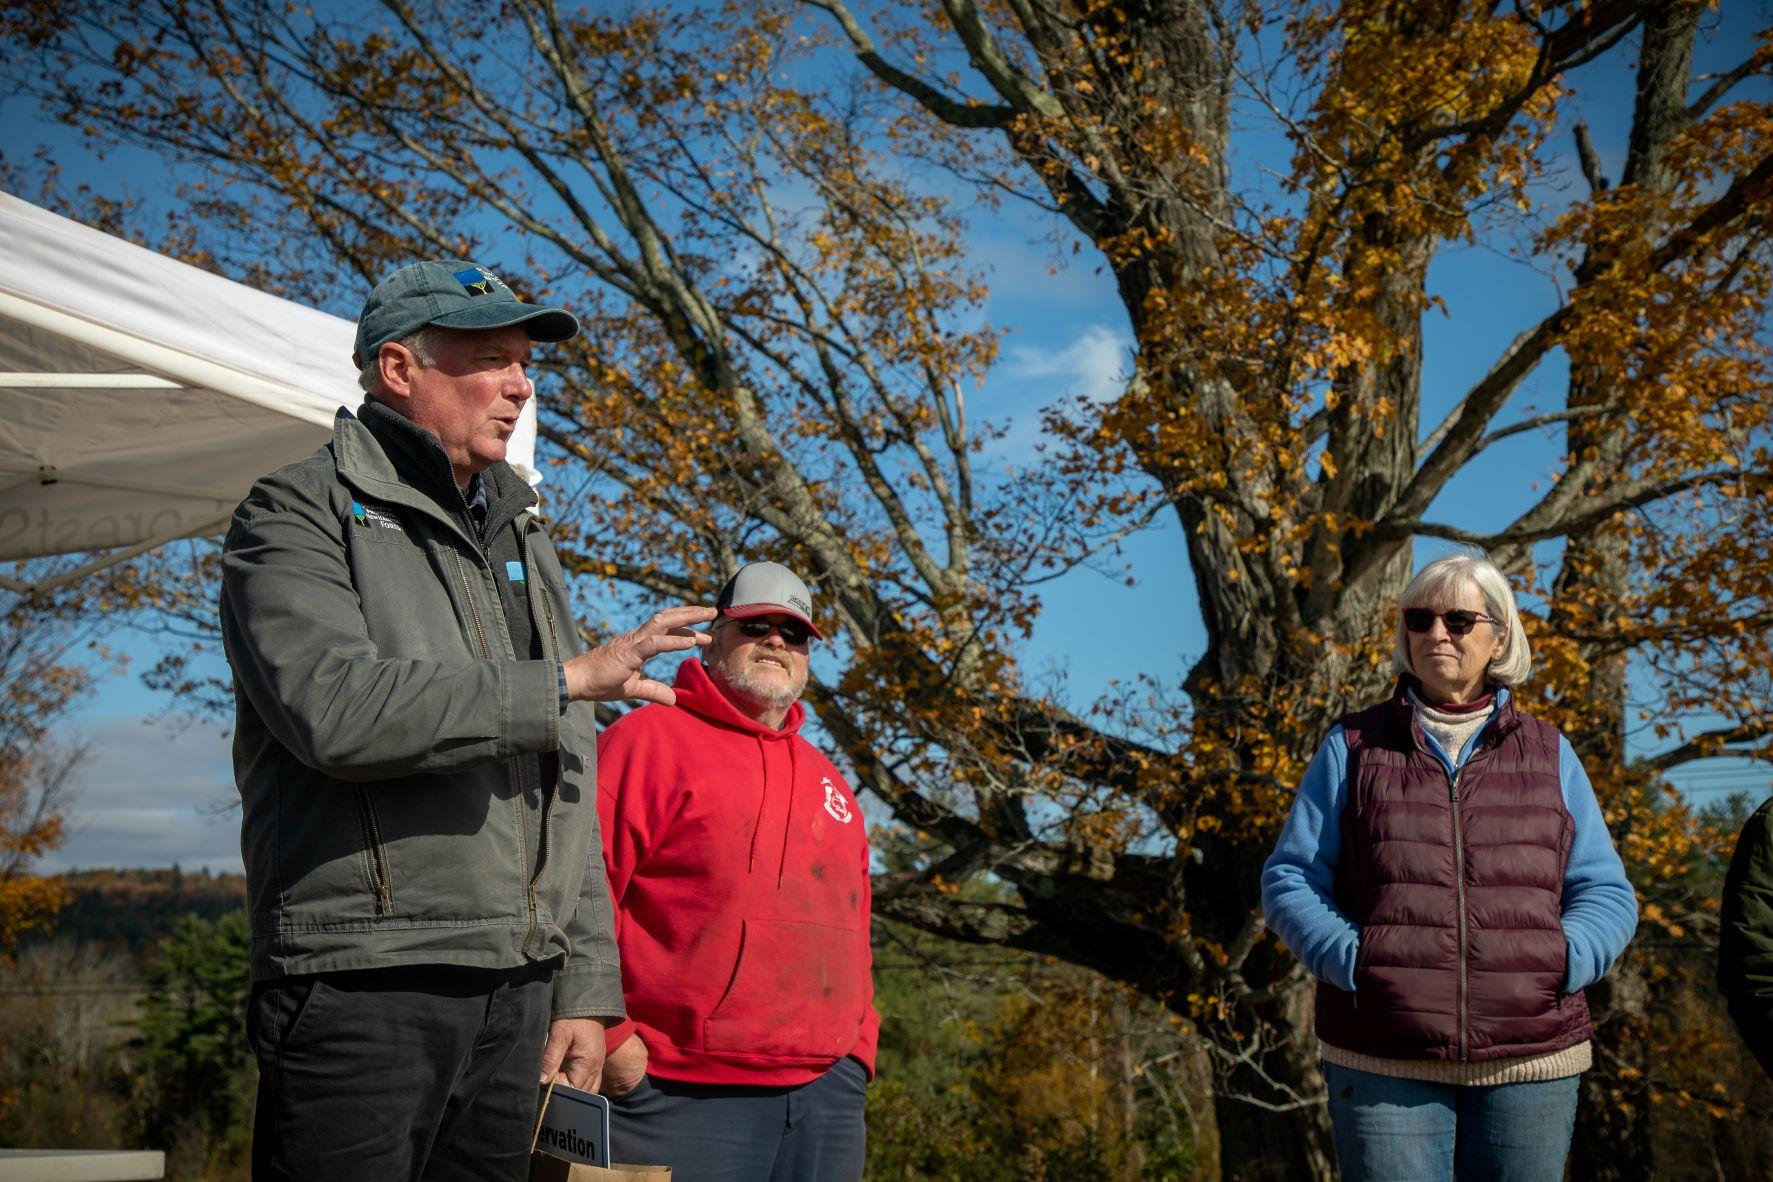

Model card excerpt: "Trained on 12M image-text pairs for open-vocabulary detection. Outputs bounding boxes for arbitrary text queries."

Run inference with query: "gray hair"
[357,327,440,397]
[1392,548,1532,687]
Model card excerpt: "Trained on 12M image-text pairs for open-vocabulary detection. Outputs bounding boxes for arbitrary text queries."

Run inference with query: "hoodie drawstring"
[746,734,769,873]
[777,742,800,888]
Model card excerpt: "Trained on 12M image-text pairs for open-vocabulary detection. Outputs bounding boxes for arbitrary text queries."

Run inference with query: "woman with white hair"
[1261,549,1637,1181]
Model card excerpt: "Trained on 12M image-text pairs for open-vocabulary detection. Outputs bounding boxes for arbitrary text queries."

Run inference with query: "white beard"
[711,649,805,709]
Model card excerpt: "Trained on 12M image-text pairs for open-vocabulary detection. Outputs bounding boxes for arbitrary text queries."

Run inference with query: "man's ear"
[377,341,418,401]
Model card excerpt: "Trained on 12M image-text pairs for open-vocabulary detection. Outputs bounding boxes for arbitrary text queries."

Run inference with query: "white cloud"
[979,323,1134,461]
[40,715,242,874]
[1000,323,1132,403]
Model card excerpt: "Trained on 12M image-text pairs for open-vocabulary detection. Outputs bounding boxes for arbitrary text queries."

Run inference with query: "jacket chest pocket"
[347,528,475,660]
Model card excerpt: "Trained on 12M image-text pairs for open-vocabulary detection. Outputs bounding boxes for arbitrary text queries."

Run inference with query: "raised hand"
[563,605,716,705]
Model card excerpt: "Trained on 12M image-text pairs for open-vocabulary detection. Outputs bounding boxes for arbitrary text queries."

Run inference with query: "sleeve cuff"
[602,1018,638,1056]
[1330,935,1359,992]
[549,962,626,1022]
[557,662,570,715]
[1562,930,1595,993]
[502,659,562,757]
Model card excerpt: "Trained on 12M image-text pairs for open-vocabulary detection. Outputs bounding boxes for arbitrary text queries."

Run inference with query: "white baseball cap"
[715,561,823,639]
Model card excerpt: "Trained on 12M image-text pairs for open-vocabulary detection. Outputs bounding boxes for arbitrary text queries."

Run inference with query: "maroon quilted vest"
[1315,681,1593,1061]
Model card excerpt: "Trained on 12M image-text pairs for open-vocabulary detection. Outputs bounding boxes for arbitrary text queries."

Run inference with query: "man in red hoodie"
[595,561,877,1181]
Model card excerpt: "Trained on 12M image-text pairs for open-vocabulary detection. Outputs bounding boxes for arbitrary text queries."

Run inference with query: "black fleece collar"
[356,399,536,533]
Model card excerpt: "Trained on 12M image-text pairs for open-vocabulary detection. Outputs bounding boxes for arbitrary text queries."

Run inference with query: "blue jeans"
[1323,1062,1580,1182]
[607,1056,868,1182]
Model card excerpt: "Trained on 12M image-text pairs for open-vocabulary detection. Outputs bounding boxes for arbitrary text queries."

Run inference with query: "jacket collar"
[358,398,462,500]
[1389,674,1519,752]
[332,406,537,542]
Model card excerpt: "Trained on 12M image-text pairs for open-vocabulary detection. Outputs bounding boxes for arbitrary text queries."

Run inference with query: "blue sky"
[8,6,1769,872]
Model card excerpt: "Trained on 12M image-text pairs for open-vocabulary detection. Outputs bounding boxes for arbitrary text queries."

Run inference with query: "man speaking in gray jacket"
[221,260,713,1180]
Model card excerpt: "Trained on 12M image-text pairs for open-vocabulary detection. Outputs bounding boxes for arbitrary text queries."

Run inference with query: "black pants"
[248,962,553,1182]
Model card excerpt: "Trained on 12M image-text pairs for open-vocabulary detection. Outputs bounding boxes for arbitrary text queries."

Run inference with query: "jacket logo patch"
[821,777,852,824]
[351,502,404,533]
[506,560,526,583]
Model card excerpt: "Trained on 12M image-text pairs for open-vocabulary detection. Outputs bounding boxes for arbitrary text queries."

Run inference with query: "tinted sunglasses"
[733,617,813,645]
[1402,607,1496,636]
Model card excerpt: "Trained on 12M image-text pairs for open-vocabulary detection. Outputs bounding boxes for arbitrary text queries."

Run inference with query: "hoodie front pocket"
[703,918,863,1060]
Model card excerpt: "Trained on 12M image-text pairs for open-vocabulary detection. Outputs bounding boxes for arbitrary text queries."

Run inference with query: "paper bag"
[528,1154,670,1181]
[530,1077,671,1182]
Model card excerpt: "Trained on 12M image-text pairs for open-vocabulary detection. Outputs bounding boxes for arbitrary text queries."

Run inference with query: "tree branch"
[1636,722,1773,774]
[1384,146,1773,543]
[1402,1,1642,153]
[1689,48,1773,122]
[1406,469,1761,550]
[936,0,1066,119]
[1574,121,1609,194]
[801,0,1016,128]
[1472,404,1612,455]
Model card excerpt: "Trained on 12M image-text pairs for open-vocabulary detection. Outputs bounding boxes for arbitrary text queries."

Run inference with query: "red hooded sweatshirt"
[596,657,878,1085]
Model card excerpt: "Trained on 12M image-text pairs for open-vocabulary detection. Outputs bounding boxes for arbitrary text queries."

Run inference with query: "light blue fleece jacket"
[1260,688,1639,995]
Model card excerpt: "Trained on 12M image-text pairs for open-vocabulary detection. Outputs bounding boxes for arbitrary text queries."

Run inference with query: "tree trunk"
[1562,7,1698,1178]
[1207,984,1338,1182]
[1569,960,1655,1182]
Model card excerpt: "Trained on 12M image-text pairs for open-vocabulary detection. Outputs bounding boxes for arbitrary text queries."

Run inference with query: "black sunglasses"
[1402,607,1496,636]
[733,617,813,646]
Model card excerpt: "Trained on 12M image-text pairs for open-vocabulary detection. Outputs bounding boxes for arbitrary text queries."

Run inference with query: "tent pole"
[0,470,38,496]
[2,513,230,600]
[20,464,239,503]
[0,291,339,427]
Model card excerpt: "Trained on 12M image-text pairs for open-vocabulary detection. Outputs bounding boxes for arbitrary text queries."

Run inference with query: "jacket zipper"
[452,547,541,948]
[344,457,553,933]
[1415,700,1501,1063]
[522,810,550,954]
[451,550,494,663]
[520,523,560,956]
[1448,764,1468,1060]
[516,745,541,955]
[354,787,394,914]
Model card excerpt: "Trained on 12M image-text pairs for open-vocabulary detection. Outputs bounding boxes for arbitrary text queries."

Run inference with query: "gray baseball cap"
[716,561,823,638]
[352,259,580,366]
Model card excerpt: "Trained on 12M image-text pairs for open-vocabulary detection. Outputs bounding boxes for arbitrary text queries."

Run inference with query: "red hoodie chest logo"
[821,777,853,824]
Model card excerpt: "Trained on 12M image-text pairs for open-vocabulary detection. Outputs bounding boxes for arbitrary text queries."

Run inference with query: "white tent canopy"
[0,193,538,595]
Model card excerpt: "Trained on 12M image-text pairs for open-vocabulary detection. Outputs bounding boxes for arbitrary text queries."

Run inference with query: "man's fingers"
[537,1025,570,1084]
[642,605,717,632]
[625,679,677,707]
[567,605,716,703]
[635,631,710,658]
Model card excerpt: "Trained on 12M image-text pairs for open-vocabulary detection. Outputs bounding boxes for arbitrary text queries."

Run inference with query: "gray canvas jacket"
[220,407,622,1021]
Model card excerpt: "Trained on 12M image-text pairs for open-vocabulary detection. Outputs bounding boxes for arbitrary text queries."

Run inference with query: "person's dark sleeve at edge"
[1719,796,1773,1078]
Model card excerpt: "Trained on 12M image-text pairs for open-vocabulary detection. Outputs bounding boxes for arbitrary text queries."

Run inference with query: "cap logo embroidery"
[821,777,852,824]
[788,594,811,615]
[453,266,498,296]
